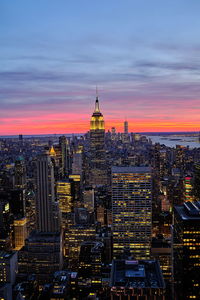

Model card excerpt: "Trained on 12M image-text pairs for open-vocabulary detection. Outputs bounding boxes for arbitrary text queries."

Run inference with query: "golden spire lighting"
[90,94,105,130]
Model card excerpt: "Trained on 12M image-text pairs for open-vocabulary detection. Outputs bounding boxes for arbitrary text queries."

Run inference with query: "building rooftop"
[112,166,151,174]
[175,200,200,221]
[0,251,17,260]
[80,241,104,253]
[110,259,165,289]
[27,231,61,243]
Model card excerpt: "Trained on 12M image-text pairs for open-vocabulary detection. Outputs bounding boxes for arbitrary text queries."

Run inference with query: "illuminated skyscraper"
[90,96,107,185]
[112,166,152,259]
[13,217,27,250]
[57,180,72,214]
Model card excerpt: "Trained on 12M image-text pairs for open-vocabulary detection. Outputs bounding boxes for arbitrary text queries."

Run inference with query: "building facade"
[112,166,152,259]
[90,96,107,185]
[173,201,200,299]
[35,153,60,232]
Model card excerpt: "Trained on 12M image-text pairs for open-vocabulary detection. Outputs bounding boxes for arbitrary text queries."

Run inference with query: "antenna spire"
[95,86,100,112]
[96,86,98,99]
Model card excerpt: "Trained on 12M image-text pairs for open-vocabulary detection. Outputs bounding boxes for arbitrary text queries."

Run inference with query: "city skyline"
[1,1,200,135]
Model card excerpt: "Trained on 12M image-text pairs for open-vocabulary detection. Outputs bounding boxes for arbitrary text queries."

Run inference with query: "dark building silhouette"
[35,152,60,232]
[110,259,166,299]
[173,201,200,299]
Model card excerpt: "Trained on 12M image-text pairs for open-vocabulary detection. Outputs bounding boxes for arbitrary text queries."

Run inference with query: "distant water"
[1,133,199,149]
[0,133,83,139]
[146,135,200,149]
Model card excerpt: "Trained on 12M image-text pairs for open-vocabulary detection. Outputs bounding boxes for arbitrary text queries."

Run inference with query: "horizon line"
[0,130,199,138]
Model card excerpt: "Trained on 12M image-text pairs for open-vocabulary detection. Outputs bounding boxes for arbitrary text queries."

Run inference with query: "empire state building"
[89,96,107,185]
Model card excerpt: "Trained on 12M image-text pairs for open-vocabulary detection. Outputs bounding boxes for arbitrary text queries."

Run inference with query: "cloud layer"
[0,1,200,134]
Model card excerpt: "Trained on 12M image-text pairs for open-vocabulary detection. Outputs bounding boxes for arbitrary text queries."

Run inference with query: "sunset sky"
[1,0,200,135]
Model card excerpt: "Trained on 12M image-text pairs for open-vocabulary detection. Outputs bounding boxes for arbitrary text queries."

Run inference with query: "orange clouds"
[0,116,199,135]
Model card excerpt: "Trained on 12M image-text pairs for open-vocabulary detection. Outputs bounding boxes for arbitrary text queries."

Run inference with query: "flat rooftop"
[27,231,61,242]
[175,201,200,221]
[110,259,165,289]
[0,251,17,260]
[112,166,151,174]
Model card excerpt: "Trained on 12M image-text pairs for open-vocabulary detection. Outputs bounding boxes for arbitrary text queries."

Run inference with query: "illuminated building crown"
[90,96,105,130]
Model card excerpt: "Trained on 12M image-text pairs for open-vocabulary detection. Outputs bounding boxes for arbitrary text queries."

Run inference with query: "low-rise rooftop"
[112,166,151,174]
[110,259,165,289]
[0,251,17,260]
[175,201,200,221]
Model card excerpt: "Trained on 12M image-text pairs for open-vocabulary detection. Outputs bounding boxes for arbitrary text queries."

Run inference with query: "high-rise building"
[67,208,96,269]
[90,96,107,185]
[57,180,73,232]
[111,127,116,141]
[112,166,152,259]
[184,176,195,202]
[0,284,12,300]
[124,120,128,134]
[0,252,17,299]
[72,145,83,178]
[18,231,62,283]
[151,237,172,297]
[14,156,26,189]
[78,241,104,289]
[18,134,23,142]
[193,162,200,201]
[57,180,73,214]
[0,251,18,285]
[83,187,94,212]
[7,189,26,219]
[18,153,62,283]
[111,127,116,134]
[173,201,200,299]
[35,153,60,232]
[13,217,27,250]
[59,135,71,177]
[0,201,11,241]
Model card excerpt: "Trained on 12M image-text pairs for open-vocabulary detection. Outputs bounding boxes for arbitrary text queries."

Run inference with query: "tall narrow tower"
[59,136,71,177]
[14,156,26,189]
[124,120,128,134]
[90,95,107,185]
[35,153,60,232]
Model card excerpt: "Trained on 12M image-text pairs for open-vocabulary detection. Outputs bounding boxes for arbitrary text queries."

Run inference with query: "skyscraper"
[14,156,26,189]
[173,201,200,299]
[193,162,200,201]
[59,135,71,177]
[124,120,128,134]
[90,96,107,185]
[18,153,62,283]
[35,153,60,232]
[57,180,73,214]
[112,166,152,259]
[72,145,83,177]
